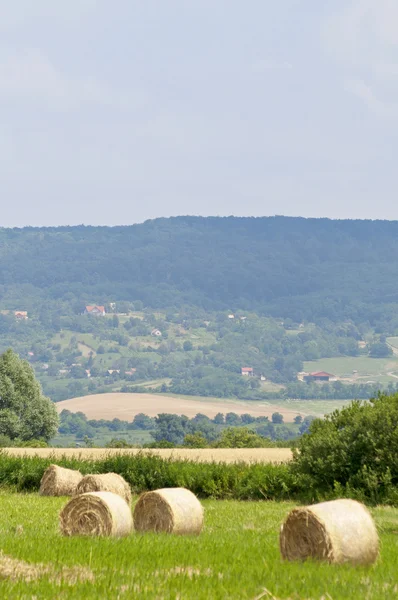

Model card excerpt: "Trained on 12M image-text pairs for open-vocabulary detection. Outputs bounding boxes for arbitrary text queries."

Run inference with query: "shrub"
[292,393,398,503]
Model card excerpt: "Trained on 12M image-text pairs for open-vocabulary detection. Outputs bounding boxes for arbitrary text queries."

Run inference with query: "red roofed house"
[84,305,106,316]
[303,371,334,383]
[241,367,254,377]
[15,311,28,320]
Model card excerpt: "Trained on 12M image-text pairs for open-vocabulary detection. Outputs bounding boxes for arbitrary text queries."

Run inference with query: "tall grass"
[0,450,307,501]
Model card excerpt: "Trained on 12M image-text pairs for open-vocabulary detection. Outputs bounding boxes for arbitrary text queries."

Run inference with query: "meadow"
[303,356,398,384]
[0,493,397,599]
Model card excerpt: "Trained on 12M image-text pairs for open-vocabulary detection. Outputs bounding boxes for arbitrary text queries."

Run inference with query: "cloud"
[324,0,398,118]
[344,78,398,119]
[0,48,134,111]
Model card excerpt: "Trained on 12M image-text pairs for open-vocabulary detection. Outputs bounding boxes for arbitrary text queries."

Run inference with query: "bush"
[212,428,276,448]
[0,451,303,500]
[292,393,398,504]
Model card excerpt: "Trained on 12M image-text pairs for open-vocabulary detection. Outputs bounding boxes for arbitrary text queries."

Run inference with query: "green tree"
[225,412,241,426]
[213,412,225,424]
[183,433,208,448]
[369,342,393,358]
[213,427,273,448]
[271,412,284,424]
[0,349,59,441]
[294,415,303,424]
[183,340,193,352]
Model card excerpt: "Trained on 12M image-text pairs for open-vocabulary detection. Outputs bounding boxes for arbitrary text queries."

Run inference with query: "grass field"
[304,356,398,383]
[0,493,397,599]
[4,448,293,464]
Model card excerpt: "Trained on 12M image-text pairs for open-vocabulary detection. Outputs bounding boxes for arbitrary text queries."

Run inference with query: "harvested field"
[4,447,293,464]
[56,392,303,422]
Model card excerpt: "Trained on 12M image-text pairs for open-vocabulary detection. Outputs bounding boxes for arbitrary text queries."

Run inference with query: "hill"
[1,216,398,327]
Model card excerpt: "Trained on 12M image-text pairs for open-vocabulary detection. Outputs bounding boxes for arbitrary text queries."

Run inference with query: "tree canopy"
[0,349,59,441]
[2,216,398,326]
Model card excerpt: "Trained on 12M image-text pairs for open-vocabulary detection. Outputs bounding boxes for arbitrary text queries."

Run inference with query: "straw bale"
[39,464,83,497]
[280,499,379,565]
[60,491,132,537]
[75,473,131,505]
[133,487,204,535]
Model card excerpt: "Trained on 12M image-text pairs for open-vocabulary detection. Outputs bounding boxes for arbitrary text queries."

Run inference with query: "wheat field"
[4,447,293,464]
[55,392,303,421]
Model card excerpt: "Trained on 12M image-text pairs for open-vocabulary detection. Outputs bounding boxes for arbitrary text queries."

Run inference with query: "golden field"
[56,392,303,422]
[3,447,293,464]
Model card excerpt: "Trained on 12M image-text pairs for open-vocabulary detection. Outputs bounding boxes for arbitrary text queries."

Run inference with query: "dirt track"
[56,393,303,422]
[4,448,293,464]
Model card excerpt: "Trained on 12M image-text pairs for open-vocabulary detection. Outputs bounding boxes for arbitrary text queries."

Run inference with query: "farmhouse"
[241,367,254,376]
[303,371,335,383]
[84,305,106,316]
[14,311,28,320]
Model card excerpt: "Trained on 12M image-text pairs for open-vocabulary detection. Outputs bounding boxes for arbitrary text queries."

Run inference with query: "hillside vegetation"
[1,216,398,327]
[1,217,398,411]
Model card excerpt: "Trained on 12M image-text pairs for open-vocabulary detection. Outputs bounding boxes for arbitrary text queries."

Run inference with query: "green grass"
[0,494,396,599]
[50,430,154,448]
[276,398,354,417]
[387,337,398,350]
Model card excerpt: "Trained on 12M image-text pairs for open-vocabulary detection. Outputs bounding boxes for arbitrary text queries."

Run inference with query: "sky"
[1,0,398,226]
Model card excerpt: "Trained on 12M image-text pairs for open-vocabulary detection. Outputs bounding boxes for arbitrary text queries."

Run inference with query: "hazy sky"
[1,0,398,226]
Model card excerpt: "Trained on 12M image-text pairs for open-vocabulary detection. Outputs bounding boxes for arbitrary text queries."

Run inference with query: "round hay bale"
[39,464,83,497]
[75,473,131,505]
[60,491,132,537]
[133,487,204,535]
[280,499,379,565]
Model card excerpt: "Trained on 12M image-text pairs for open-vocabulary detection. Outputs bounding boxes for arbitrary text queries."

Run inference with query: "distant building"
[241,367,254,376]
[151,329,162,337]
[107,369,120,375]
[303,371,334,383]
[15,311,28,320]
[228,314,235,319]
[84,305,106,316]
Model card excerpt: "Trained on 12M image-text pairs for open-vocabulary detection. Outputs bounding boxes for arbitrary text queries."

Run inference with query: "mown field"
[3,447,293,464]
[0,493,397,599]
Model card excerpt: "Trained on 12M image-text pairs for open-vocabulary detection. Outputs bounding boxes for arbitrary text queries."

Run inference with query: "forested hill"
[2,216,398,325]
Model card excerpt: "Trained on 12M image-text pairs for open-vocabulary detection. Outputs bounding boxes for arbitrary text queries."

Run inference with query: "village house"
[151,329,162,337]
[125,368,137,376]
[14,311,28,320]
[303,371,335,383]
[241,367,254,377]
[228,314,235,319]
[84,305,106,316]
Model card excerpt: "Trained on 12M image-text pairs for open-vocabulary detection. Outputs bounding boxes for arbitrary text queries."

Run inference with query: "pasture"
[0,493,396,599]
